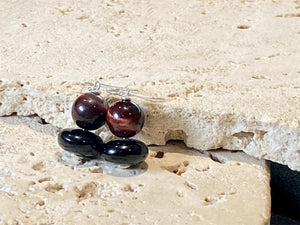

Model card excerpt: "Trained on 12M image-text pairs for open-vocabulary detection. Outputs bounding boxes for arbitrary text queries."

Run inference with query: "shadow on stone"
[270,162,300,222]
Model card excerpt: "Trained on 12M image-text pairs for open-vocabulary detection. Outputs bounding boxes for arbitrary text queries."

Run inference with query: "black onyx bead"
[72,93,108,130]
[103,139,148,166]
[58,128,104,158]
[106,99,144,138]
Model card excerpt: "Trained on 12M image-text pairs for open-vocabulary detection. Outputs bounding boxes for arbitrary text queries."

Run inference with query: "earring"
[100,83,163,167]
[58,81,164,167]
[58,83,107,158]
[103,96,147,166]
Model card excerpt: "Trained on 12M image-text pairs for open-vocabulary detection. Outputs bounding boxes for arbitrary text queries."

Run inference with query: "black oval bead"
[58,128,104,158]
[103,139,148,166]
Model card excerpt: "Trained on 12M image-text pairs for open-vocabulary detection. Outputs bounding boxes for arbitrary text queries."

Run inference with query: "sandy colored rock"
[0,0,299,170]
[0,116,270,225]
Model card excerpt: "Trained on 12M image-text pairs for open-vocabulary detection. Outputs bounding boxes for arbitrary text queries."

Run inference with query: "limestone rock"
[0,0,299,170]
[0,116,270,225]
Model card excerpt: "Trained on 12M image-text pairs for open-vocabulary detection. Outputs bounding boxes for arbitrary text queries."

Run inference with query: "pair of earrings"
[58,82,162,167]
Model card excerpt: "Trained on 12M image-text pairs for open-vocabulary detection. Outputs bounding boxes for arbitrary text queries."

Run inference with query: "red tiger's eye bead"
[106,99,144,138]
[72,93,108,130]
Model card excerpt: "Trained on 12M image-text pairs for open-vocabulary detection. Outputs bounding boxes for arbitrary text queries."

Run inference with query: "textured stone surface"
[0,0,299,170]
[0,116,270,225]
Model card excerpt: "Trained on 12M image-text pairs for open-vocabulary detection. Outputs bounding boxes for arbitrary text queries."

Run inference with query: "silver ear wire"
[127,92,165,101]
[81,81,165,101]
[81,81,101,94]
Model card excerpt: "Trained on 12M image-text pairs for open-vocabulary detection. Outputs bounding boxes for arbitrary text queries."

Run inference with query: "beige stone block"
[0,116,270,225]
[0,0,299,170]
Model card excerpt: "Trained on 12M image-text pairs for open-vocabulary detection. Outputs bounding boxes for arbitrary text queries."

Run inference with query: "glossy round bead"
[103,139,148,166]
[72,93,108,130]
[106,99,144,138]
[58,128,104,158]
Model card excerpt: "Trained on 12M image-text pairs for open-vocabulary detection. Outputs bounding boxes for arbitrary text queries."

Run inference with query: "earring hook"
[81,81,165,101]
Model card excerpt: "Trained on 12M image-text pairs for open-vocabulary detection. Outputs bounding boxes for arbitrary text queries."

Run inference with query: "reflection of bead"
[72,93,108,130]
[58,128,103,158]
[106,99,144,138]
[103,139,148,166]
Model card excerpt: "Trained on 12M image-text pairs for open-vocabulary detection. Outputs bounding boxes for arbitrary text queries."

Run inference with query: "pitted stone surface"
[0,116,270,225]
[0,0,299,170]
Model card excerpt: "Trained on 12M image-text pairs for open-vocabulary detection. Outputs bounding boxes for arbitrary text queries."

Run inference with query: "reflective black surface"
[103,139,148,166]
[58,128,103,158]
[72,93,108,130]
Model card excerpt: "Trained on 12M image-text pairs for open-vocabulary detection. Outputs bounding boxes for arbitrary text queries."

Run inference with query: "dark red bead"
[72,93,108,130]
[106,99,144,137]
